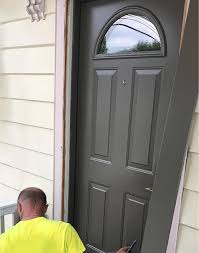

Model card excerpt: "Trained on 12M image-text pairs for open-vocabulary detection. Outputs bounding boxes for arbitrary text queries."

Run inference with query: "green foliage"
[133,41,161,52]
[99,37,108,54]
[99,39,161,55]
[113,40,161,54]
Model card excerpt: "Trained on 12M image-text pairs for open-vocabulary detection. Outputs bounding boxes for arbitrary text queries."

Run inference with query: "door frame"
[53,0,72,220]
[54,0,198,252]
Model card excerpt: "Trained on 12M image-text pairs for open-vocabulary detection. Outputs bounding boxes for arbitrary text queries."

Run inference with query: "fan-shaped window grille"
[97,12,164,56]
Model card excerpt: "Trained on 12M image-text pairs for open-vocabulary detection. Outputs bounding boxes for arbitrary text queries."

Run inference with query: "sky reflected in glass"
[98,14,161,54]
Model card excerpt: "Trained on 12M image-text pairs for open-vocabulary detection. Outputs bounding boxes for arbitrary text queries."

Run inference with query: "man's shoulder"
[45,218,70,225]
[0,225,15,243]
[44,218,72,229]
[42,219,75,237]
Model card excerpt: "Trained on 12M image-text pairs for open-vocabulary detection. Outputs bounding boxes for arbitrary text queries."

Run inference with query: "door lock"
[122,80,127,86]
[145,187,153,192]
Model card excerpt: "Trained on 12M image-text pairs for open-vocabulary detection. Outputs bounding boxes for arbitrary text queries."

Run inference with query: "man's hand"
[116,247,129,253]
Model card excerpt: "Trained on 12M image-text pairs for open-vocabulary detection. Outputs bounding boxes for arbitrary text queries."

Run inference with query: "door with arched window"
[74,1,184,252]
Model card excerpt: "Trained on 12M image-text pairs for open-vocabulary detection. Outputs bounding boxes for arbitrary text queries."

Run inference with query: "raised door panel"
[91,69,117,162]
[87,183,109,250]
[122,194,148,253]
[128,69,162,171]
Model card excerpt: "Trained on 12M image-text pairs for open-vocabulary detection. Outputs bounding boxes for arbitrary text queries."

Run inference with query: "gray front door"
[74,0,184,252]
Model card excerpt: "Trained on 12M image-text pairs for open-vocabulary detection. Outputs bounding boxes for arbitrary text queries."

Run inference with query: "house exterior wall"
[176,98,199,252]
[0,0,56,217]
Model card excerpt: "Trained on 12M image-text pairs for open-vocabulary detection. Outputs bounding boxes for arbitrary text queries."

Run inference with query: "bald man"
[0,187,85,253]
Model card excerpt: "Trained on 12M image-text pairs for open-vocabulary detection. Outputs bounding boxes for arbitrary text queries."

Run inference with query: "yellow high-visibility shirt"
[0,217,86,253]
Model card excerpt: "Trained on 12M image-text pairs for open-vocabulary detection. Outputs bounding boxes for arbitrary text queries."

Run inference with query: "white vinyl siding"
[0,121,54,155]
[0,99,54,129]
[0,143,53,180]
[0,75,54,102]
[0,47,54,74]
[0,0,55,24]
[0,0,55,215]
[176,100,199,252]
[177,225,199,253]
[0,14,55,48]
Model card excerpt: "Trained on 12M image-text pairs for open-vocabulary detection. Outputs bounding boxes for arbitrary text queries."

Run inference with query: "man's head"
[17,187,48,220]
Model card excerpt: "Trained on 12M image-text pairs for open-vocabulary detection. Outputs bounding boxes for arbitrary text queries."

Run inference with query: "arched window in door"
[97,8,165,57]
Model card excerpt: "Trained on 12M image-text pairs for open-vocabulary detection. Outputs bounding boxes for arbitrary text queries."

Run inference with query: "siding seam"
[0,141,53,156]
[189,151,199,155]
[183,188,199,194]
[188,151,199,155]
[0,97,54,104]
[0,120,54,131]
[0,73,54,76]
[0,182,19,193]
[0,44,55,51]
[0,182,53,205]
[179,223,199,232]
[0,161,53,181]
[0,12,56,25]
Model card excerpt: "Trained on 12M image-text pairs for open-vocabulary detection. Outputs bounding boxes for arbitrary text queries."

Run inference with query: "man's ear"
[43,204,49,219]
[44,204,48,214]
[17,202,22,219]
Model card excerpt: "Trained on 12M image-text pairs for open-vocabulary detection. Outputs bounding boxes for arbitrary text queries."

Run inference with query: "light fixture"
[27,0,45,22]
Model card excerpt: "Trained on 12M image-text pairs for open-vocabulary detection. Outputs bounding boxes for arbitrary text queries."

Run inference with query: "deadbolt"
[145,187,153,192]
[122,80,127,86]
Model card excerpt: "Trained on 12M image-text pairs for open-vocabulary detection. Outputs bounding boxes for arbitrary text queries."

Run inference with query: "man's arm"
[116,247,129,253]
[65,224,86,253]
